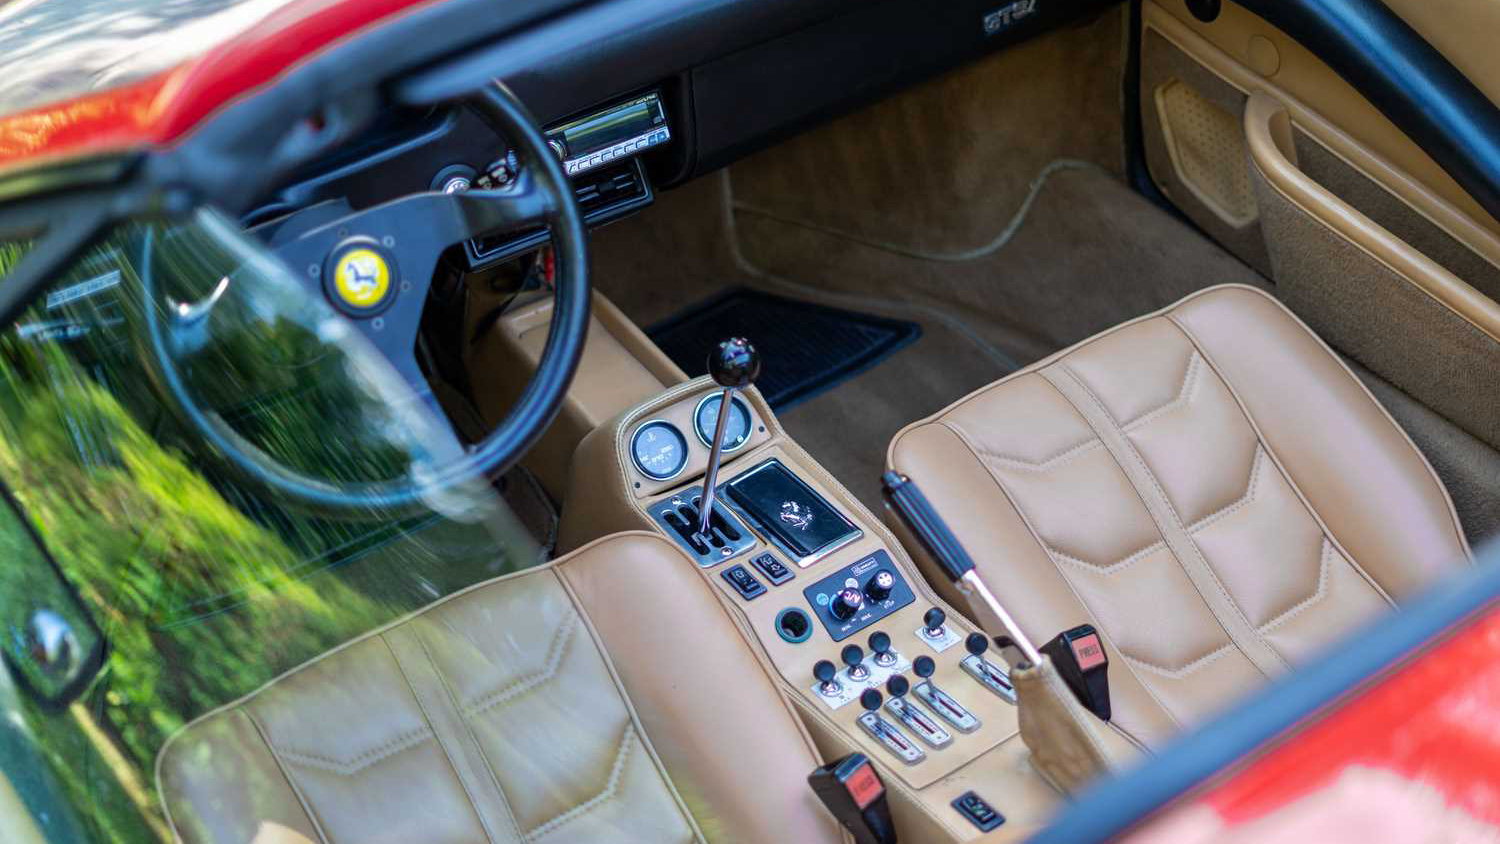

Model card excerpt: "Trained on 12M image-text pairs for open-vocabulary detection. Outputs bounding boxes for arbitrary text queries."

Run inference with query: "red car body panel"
[0,0,439,175]
[1130,601,1500,838]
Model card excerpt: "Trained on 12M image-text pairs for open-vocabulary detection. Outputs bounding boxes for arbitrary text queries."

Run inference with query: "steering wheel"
[141,82,590,516]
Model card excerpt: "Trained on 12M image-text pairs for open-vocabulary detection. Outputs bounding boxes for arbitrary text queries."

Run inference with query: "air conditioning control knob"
[547,139,567,160]
[864,569,895,603]
[829,587,865,621]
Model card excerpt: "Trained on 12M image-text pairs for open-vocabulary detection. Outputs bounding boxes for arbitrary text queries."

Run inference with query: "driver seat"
[156,532,845,844]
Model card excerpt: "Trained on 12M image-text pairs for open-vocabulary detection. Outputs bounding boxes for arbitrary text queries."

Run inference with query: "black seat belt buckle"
[807,753,898,844]
[1041,624,1112,721]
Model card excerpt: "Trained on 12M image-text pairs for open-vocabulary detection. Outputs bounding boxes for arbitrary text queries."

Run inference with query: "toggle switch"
[884,675,952,749]
[868,631,897,668]
[856,689,924,765]
[814,659,841,697]
[842,644,870,682]
[961,634,1017,704]
[911,655,981,733]
[923,608,946,639]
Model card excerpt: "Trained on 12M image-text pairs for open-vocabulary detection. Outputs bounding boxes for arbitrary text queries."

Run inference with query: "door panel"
[1137,0,1500,457]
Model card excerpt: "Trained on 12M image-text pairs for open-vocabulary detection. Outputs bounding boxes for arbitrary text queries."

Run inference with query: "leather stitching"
[463,614,578,717]
[937,418,1181,735]
[1259,540,1335,633]
[1122,642,1236,679]
[966,435,1104,473]
[1120,351,1203,432]
[1185,446,1266,533]
[1051,362,1291,676]
[244,709,333,844]
[1048,541,1166,575]
[413,625,526,843]
[272,726,434,776]
[521,723,639,841]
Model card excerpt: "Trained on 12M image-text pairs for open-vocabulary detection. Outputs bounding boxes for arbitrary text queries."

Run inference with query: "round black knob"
[830,587,865,621]
[841,644,865,669]
[965,632,990,656]
[860,688,883,712]
[707,337,760,389]
[913,655,936,678]
[868,631,891,656]
[886,675,910,698]
[923,607,946,631]
[813,659,837,685]
[864,570,896,603]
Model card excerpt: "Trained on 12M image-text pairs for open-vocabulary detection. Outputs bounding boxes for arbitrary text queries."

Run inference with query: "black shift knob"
[841,644,865,668]
[886,675,910,698]
[814,659,838,684]
[965,632,990,656]
[912,656,935,678]
[707,337,760,388]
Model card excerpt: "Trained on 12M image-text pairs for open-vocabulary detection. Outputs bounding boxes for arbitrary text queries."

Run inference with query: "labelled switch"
[865,570,896,603]
[856,689,924,765]
[868,631,897,667]
[814,660,841,697]
[842,644,869,682]
[751,552,795,585]
[721,564,766,601]
[911,655,981,733]
[952,791,1004,832]
[830,587,865,621]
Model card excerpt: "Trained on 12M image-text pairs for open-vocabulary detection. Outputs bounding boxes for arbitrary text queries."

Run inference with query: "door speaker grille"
[1156,80,1257,226]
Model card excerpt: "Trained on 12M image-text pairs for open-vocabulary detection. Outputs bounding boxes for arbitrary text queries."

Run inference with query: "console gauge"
[694,394,753,452]
[631,420,689,481]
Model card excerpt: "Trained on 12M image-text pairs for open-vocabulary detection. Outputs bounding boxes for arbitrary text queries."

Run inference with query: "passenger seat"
[886,285,1470,747]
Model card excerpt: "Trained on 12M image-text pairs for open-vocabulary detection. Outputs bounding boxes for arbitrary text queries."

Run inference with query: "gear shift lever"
[698,337,761,537]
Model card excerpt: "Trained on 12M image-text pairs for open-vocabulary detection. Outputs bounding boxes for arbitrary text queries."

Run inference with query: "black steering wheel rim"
[140,81,590,517]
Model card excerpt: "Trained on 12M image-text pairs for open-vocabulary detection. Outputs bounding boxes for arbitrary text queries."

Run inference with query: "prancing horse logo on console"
[779,501,815,531]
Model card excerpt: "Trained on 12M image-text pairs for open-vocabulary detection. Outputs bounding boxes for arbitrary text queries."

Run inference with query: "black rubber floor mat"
[649,288,921,409]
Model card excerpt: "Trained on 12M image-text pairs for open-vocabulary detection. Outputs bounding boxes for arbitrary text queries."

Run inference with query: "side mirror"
[0,488,105,709]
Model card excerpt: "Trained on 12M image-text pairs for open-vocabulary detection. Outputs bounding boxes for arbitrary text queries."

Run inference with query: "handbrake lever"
[881,472,1042,668]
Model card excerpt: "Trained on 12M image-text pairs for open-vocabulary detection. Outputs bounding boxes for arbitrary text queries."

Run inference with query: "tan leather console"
[560,379,1063,841]
[469,290,688,498]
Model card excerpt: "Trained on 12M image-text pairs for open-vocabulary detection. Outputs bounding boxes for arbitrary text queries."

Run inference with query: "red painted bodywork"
[0,0,439,175]
[1135,602,1500,838]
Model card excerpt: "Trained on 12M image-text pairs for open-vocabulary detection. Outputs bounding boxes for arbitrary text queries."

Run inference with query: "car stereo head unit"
[545,92,670,177]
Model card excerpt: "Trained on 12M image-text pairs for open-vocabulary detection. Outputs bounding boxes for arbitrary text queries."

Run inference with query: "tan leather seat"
[156,532,844,844]
[887,285,1471,748]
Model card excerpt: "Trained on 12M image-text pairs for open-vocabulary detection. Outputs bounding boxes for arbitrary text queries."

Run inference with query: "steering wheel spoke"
[142,81,590,517]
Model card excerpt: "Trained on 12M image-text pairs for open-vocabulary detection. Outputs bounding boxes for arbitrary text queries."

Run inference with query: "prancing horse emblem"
[779,501,815,531]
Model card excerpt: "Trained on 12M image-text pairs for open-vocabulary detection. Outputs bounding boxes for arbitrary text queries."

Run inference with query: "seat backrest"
[889,286,1471,747]
[157,557,702,844]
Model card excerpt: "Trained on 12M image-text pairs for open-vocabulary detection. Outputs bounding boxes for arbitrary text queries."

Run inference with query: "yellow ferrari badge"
[331,247,392,310]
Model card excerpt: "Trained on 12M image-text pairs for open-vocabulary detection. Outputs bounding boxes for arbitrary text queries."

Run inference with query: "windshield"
[0,209,537,843]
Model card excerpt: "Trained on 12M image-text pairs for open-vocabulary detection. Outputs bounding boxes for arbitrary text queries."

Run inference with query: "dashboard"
[245,0,1115,253]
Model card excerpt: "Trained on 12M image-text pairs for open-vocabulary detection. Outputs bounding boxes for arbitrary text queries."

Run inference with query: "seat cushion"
[157,532,842,844]
[888,285,1470,747]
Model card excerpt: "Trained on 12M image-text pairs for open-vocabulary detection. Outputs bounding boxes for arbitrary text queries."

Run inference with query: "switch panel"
[952,791,1004,832]
[803,551,915,642]
[721,564,766,601]
[750,551,795,585]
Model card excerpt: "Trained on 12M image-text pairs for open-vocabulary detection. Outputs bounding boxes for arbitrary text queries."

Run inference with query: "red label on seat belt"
[1070,633,1106,670]
[846,762,884,809]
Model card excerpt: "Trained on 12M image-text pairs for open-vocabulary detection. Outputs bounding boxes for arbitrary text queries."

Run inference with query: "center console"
[559,370,1060,841]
